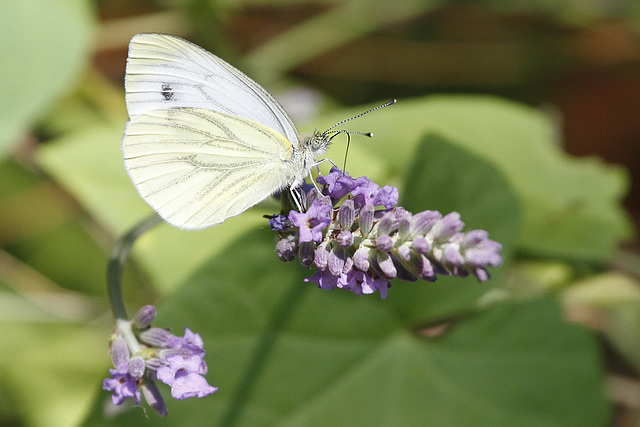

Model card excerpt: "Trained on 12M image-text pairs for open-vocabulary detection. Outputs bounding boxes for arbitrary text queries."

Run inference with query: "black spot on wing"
[161,83,174,101]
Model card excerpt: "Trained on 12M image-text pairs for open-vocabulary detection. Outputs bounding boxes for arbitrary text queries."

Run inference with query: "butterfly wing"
[125,33,300,147]
[122,107,296,230]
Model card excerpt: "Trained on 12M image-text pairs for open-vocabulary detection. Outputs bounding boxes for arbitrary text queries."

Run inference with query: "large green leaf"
[314,96,632,262]
[82,229,608,426]
[0,0,94,158]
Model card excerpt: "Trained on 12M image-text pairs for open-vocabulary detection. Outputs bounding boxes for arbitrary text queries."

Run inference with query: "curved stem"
[107,215,163,321]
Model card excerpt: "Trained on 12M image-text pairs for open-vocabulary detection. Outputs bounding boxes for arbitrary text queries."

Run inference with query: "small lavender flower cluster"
[103,305,217,415]
[270,167,503,299]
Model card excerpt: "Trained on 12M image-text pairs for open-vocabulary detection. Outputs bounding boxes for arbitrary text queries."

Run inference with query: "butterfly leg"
[289,186,304,212]
[308,157,340,193]
[312,157,339,171]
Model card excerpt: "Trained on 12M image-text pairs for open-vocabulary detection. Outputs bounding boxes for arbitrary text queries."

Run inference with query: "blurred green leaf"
[562,272,640,373]
[35,124,275,292]
[7,222,110,296]
[242,0,445,83]
[0,0,94,158]
[39,70,129,136]
[315,96,633,262]
[82,229,608,426]
[483,0,640,26]
[36,124,151,233]
[0,322,109,427]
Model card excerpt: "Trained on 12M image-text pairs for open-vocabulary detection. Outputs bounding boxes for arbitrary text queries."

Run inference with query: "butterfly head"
[307,130,332,157]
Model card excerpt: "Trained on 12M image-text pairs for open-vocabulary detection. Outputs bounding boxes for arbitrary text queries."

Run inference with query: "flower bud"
[397,210,412,240]
[328,247,346,276]
[298,241,316,268]
[276,234,298,262]
[460,229,488,248]
[133,305,157,329]
[412,236,431,254]
[375,234,393,252]
[375,211,394,236]
[442,243,464,266]
[141,381,168,417]
[353,246,370,271]
[359,204,374,237]
[314,242,330,270]
[337,199,355,229]
[474,268,490,282]
[428,212,464,242]
[397,243,411,261]
[376,251,397,278]
[128,356,146,379]
[337,230,353,248]
[110,335,130,369]
[139,327,175,347]
[410,210,441,236]
[418,254,436,280]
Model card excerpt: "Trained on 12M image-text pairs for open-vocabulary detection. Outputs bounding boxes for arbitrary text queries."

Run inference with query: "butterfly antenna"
[343,133,351,171]
[326,129,372,140]
[323,99,396,134]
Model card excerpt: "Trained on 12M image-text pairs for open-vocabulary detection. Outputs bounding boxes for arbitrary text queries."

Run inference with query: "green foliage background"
[0,0,638,426]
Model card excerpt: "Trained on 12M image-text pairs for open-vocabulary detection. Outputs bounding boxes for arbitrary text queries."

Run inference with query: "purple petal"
[304,271,338,290]
[170,372,218,400]
[103,369,140,406]
[442,243,464,266]
[317,167,357,199]
[351,176,379,208]
[372,185,398,209]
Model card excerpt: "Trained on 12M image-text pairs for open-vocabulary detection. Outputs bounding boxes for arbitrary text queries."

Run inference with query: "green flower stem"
[107,214,163,321]
[116,317,141,354]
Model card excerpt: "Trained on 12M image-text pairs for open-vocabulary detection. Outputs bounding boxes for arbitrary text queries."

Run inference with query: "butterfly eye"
[313,134,330,150]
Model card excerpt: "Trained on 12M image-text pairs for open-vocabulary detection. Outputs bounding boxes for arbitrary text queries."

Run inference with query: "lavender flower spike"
[103,306,217,415]
[270,168,503,298]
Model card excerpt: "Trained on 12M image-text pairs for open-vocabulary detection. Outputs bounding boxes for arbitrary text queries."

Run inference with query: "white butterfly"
[123,33,392,230]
